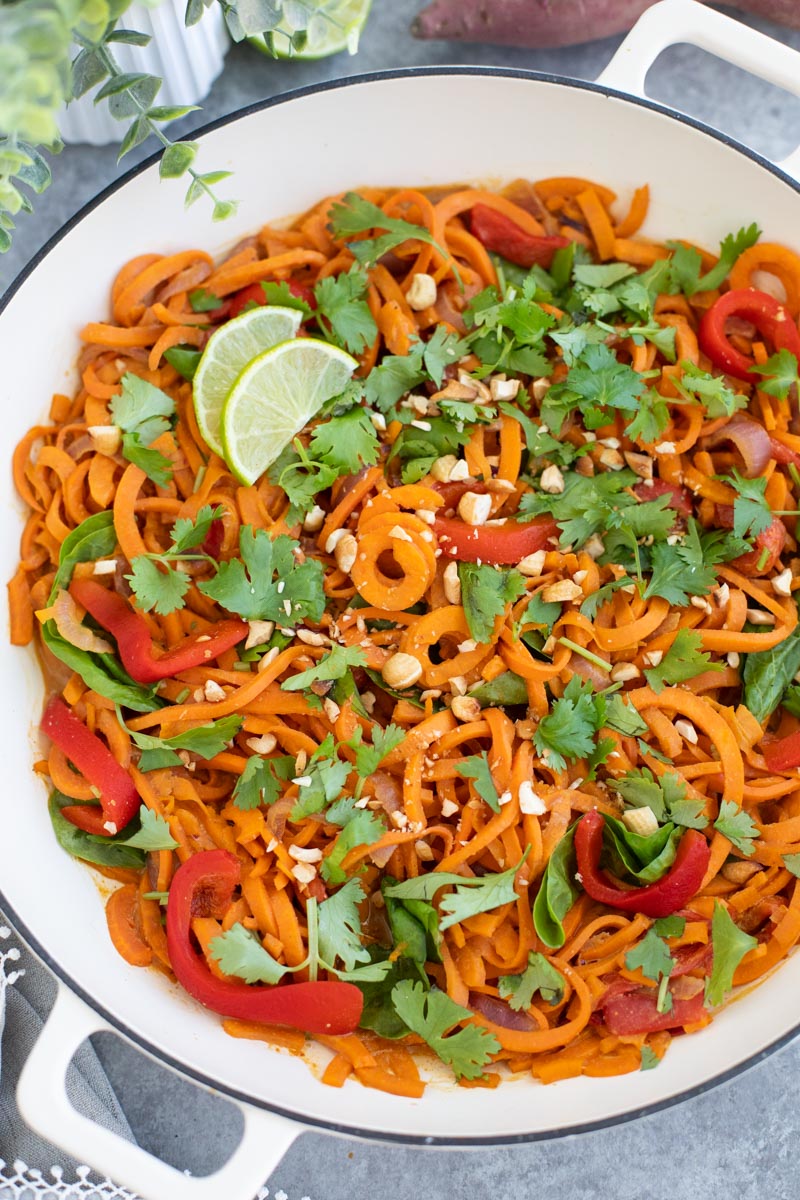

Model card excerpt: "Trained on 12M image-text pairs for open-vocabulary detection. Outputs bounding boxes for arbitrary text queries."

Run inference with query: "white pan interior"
[3,70,800,1141]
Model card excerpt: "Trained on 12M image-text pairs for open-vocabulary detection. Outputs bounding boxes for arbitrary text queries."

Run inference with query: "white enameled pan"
[4,3,800,1197]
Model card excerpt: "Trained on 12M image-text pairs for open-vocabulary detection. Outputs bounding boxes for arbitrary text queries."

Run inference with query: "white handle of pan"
[597,0,800,180]
[16,982,301,1200]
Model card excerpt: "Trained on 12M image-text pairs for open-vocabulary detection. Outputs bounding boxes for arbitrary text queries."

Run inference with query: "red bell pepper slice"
[763,730,800,772]
[228,279,316,320]
[470,204,570,270]
[601,987,707,1035]
[574,810,710,918]
[716,504,786,577]
[633,478,693,518]
[70,578,247,685]
[698,287,800,381]
[41,696,140,835]
[433,515,558,565]
[166,849,363,1035]
[769,436,800,468]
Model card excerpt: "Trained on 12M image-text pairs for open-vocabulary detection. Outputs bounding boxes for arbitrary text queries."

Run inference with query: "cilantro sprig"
[328,193,454,276]
[110,374,176,486]
[199,527,325,626]
[391,980,500,1080]
[644,628,721,693]
[126,505,224,615]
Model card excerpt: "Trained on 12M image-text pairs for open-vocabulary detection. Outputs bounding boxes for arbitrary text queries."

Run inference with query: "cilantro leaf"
[750,349,800,400]
[455,752,501,813]
[604,693,648,737]
[321,801,387,885]
[667,224,760,296]
[611,767,708,830]
[189,287,222,312]
[120,806,178,851]
[580,577,634,621]
[498,952,564,1010]
[200,528,325,625]
[126,713,243,771]
[232,754,293,811]
[533,675,601,771]
[364,343,426,412]
[717,469,774,541]
[541,344,644,433]
[390,980,500,1080]
[126,556,189,615]
[458,562,527,645]
[353,723,406,777]
[714,799,759,855]
[328,193,449,270]
[385,856,524,932]
[627,387,671,445]
[519,469,638,551]
[705,900,757,1007]
[422,325,469,385]
[645,520,731,605]
[625,927,674,983]
[120,434,174,488]
[261,280,313,314]
[308,405,379,475]
[290,752,351,821]
[282,644,367,692]
[210,923,287,984]
[170,505,225,554]
[783,853,800,878]
[673,361,748,419]
[317,878,371,974]
[313,265,378,355]
[640,1046,661,1071]
[644,628,722,693]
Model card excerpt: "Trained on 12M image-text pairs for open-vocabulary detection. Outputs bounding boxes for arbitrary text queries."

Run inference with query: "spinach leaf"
[532,825,579,949]
[743,625,800,723]
[601,814,682,884]
[49,511,116,601]
[48,791,146,870]
[356,952,428,1039]
[470,672,528,708]
[383,878,441,963]
[41,621,161,713]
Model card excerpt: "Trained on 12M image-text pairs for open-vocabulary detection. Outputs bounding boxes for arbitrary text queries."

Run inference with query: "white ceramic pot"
[4,2,800,1197]
[57,0,228,146]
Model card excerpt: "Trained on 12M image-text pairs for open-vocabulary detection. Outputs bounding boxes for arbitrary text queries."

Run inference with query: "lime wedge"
[192,305,302,457]
[221,338,358,485]
[249,0,371,60]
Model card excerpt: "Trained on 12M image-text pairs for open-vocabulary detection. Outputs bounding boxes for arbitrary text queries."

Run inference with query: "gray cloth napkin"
[0,917,139,1199]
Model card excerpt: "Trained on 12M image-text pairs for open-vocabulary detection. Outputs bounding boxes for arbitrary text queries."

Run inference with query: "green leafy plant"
[0,0,364,251]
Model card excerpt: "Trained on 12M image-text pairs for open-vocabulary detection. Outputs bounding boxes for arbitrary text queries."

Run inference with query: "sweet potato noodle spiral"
[11,176,800,1095]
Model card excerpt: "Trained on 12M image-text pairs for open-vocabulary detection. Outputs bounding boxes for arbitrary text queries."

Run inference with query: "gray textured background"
[5,1,800,1195]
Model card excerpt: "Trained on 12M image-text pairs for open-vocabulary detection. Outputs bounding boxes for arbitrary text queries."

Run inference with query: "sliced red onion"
[706,418,771,479]
[568,653,611,691]
[469,991,537,1031]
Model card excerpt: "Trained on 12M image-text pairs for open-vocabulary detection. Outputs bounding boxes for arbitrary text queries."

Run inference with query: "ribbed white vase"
[57,0,229,146]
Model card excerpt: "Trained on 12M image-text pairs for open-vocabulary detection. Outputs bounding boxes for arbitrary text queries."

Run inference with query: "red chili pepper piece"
[166,849,363,1035]
[633,478,693,518]
[763,729,800,772]
[70,578,248,685]
[574,810,710,918]
[601,987,707,1035]
[470,204,570,270]
[698,287,800,381]
[41,696,140,834]
[433,515,558,565]
[228,279,316,320]
[716,503,786,577]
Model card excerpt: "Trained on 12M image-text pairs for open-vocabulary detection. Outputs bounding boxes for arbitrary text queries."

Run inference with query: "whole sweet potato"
[411,0,800,49]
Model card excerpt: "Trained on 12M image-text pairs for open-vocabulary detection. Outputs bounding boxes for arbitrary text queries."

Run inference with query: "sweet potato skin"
[411,0,800,49]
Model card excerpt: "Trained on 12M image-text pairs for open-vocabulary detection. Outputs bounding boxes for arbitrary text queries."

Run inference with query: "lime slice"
[249,0,371,60]
[192,306,302,457]
[221,337,358,486]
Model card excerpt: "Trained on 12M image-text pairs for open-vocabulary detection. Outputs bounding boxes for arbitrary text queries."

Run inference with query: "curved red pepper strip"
[574,811,710,918]
[716,503,786,577]
[41,696,140,834]
[70,578,248,685]
[698,287,800,381]
[470,204,570,270]
[166,849,363,1035]
[433,515,557,565]
[763,730,800,773]
[601,987,707,1035]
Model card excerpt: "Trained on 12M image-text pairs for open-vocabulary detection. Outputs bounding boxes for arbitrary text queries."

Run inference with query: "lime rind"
[192,305,302,457]
[221,337,358,486]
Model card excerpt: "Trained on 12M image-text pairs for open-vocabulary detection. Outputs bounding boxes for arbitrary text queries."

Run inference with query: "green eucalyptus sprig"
[0,0,356,253]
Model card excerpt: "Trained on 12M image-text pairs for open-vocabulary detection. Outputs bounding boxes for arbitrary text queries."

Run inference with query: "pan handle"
[17,982,301,1200]
[596,0,800,181]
